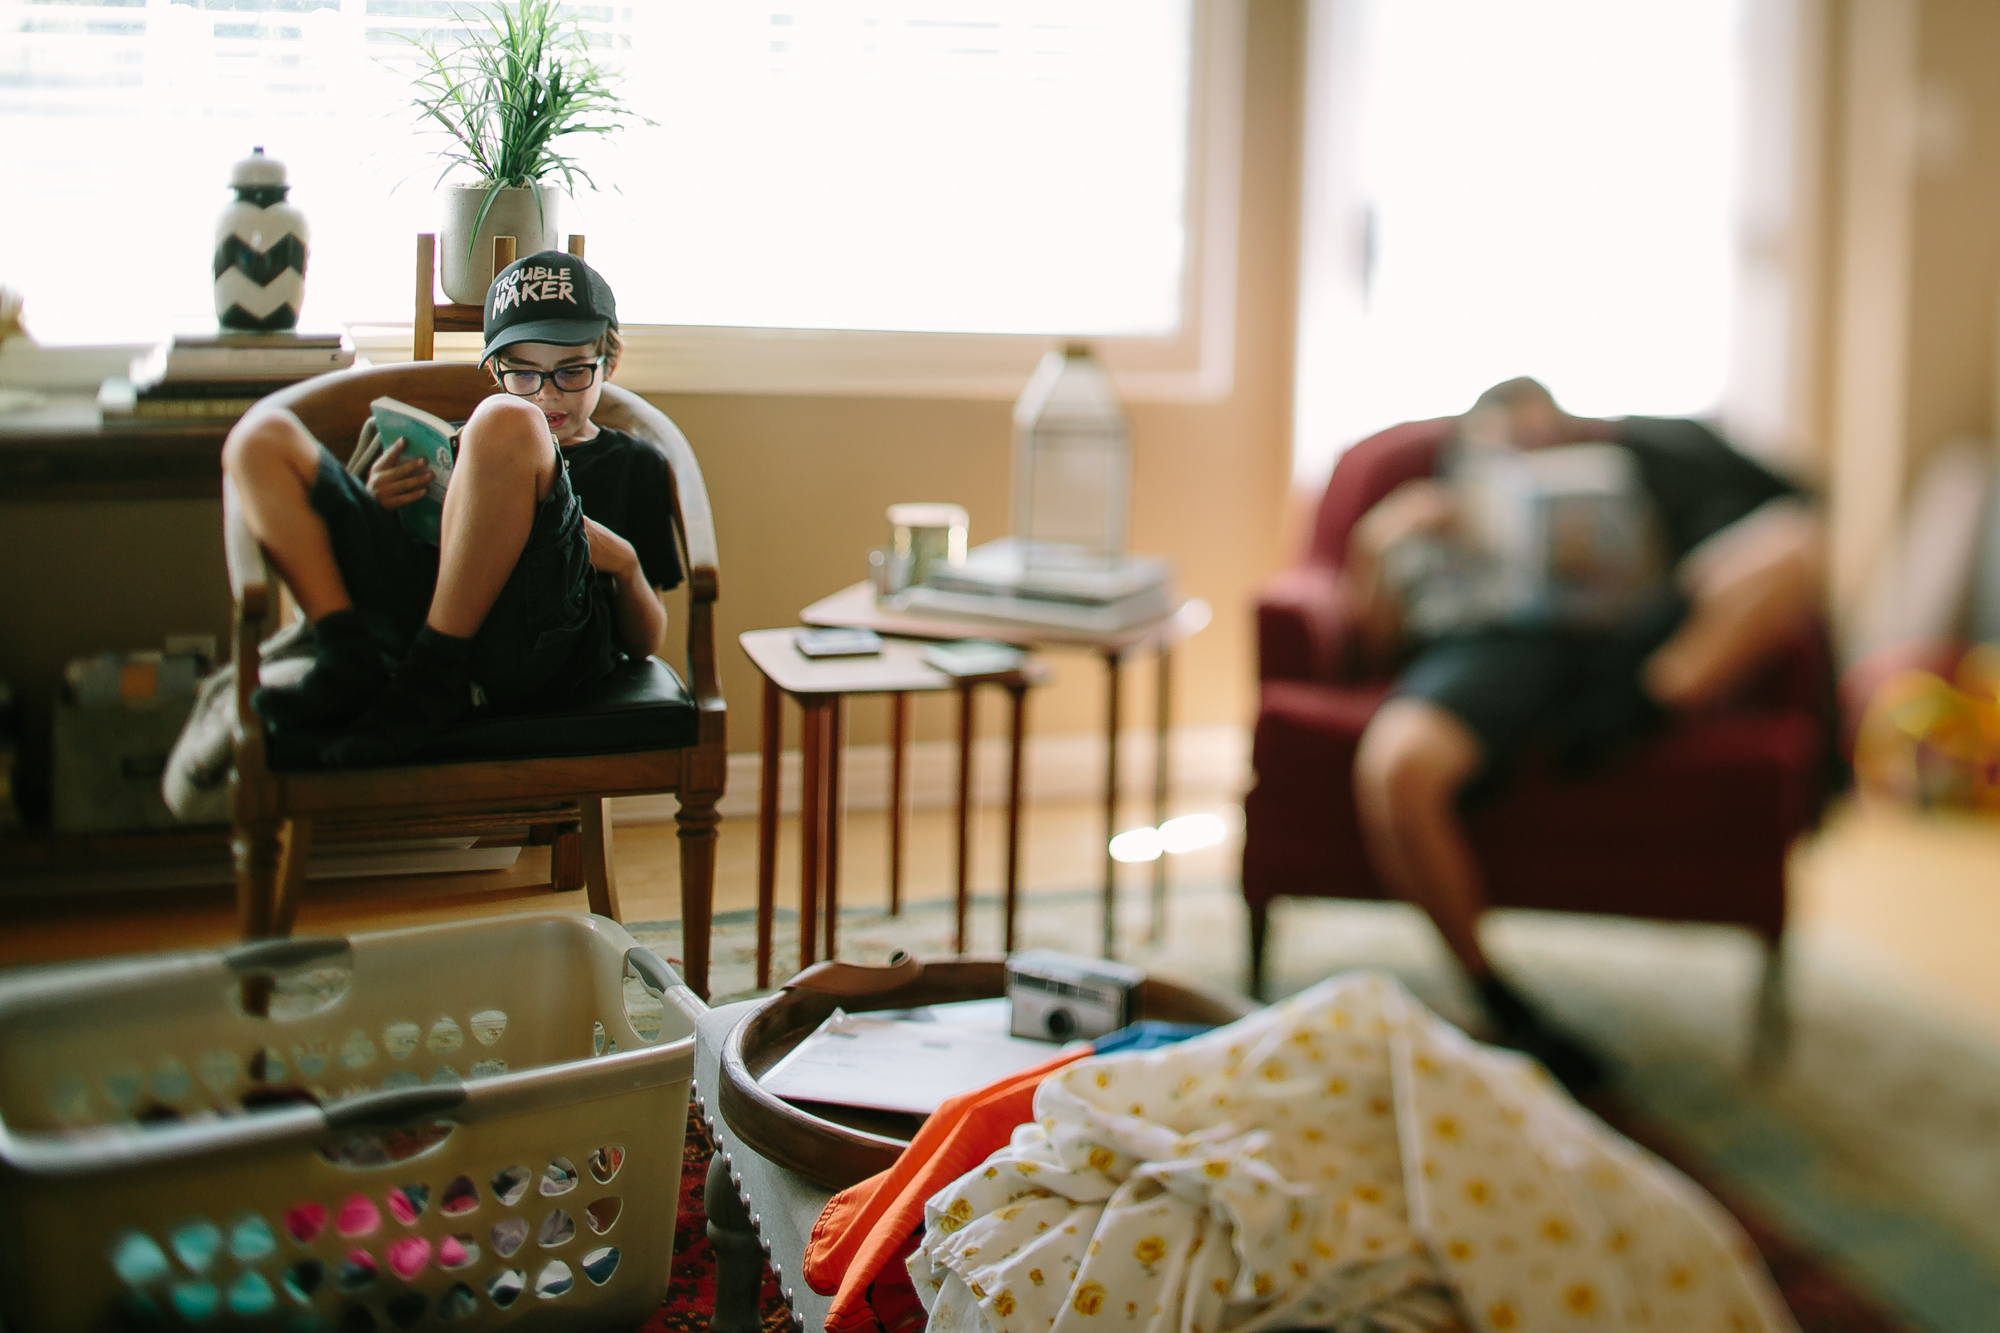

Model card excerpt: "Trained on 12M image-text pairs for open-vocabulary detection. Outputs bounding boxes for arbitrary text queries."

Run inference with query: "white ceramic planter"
[440,183,561,304]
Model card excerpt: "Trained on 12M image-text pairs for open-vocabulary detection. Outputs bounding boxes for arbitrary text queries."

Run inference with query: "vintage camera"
[1007,950,1143,1043]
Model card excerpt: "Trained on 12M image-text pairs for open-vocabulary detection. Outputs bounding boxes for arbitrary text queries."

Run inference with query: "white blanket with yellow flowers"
[909,973,1796,1333]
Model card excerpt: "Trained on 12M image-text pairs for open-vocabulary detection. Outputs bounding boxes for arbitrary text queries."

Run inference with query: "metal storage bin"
[0,911,702,1332]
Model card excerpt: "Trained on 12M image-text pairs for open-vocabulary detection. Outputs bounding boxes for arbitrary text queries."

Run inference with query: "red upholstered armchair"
[1242,418,1836,1061]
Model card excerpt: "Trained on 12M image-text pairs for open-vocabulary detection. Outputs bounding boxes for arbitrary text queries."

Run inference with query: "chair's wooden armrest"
[594,386,720,604]
[223,475,274,785]
[592,386,726,760]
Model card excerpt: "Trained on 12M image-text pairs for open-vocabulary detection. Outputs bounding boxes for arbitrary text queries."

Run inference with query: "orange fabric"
[805,1049,1087,1333]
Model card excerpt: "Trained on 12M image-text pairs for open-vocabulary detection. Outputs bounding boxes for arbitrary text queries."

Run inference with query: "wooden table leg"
[955,682,977,955]
[1101,649,1123,959]
[888,691,909,916]
[798,699,826,972]
[269,817,314,939]
[756,678,782,990]
[234,817,280,941]
[824,694,846,962]
[1003,682,1028,953]
[1151,642,1173,944]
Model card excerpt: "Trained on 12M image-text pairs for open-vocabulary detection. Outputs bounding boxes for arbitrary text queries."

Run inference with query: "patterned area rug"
[642,1105,794,1333]
[633,882,2000,1333]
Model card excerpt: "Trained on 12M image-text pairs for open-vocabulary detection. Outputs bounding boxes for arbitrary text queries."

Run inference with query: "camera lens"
[1045,1007,1076,1040]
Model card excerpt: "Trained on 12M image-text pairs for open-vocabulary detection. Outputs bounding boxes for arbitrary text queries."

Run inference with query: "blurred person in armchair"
[1343,378,1824,1090]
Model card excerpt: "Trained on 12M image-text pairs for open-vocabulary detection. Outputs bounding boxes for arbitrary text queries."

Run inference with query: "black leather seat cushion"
[269,657,697,770]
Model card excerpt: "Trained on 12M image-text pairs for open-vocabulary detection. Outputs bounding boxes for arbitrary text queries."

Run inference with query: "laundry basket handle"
[624,947,688,998]
[324,1084,467,1131]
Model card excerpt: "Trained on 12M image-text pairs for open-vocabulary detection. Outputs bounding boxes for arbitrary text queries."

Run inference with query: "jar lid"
[230,146,288,189]
[887,503,968,529]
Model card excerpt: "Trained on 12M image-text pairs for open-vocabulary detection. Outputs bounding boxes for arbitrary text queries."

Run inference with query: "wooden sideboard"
[0,397,228,502]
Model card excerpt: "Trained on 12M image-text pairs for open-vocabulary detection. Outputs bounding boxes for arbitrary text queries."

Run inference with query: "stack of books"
[899,537,1174,634]
[100,331,355,423]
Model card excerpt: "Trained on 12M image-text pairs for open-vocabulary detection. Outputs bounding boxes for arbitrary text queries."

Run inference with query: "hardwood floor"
[1790,799,2000,1039]
[4,792,1994,1046]
[0,797,1243,969]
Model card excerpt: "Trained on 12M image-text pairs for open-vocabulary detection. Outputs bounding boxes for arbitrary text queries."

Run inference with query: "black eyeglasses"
[496,358,603,396]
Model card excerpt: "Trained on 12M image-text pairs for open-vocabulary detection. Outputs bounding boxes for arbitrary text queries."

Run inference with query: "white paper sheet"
[758,1005,1059,1115]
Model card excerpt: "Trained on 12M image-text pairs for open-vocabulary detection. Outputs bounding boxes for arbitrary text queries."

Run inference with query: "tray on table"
[717,954,1254,1191]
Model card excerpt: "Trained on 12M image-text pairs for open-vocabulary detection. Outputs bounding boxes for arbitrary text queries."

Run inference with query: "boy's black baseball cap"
[482,250,618,362]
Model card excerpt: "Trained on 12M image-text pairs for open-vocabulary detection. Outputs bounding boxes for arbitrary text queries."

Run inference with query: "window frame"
[350,0,1245,404]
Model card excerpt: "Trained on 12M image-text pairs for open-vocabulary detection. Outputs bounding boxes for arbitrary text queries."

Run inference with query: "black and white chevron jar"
[213,147,309,332]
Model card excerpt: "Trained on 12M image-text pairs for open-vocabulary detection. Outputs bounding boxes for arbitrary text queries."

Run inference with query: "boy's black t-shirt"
[563,426,685,592]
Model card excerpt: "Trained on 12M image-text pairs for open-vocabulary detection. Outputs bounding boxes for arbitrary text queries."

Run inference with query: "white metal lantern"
[1012,344,1130,569]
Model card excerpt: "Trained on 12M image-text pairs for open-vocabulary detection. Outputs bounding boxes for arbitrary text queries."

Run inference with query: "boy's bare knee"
[462,395,551,451]
[223,409,317,482]
[459,395,556,479]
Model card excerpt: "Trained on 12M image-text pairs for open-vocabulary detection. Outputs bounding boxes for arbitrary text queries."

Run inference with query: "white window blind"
[4,1,1196,347]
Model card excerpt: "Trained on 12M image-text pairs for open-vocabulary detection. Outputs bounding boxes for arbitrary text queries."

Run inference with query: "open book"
[364,397,458,545]
[1384,443,1665,635]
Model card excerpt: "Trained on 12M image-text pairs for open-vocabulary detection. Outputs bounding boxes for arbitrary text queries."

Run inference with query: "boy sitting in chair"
[223,250,682,767]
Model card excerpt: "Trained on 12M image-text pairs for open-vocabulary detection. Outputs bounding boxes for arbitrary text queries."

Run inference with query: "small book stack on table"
[99,331,355,424]
[899,536,1175,634]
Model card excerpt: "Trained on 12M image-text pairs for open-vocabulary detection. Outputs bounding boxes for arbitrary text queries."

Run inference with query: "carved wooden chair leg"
[581,797,621,920]
[705,1150,764,1333]
[234,817,282,940]
[1750,933,1790,1075]
[678,792,722,1001]
[268,817,315,938]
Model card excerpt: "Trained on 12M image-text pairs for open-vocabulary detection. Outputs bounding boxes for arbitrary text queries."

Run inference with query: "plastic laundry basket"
[0,911,702,1332]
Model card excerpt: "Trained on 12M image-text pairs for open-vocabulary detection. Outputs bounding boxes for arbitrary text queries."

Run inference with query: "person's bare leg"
[426,394,558,638]
[1354,697,1604,1090]
[1354,698,1488,974]
[223,411,391,730]
[320,394,556,765]
[1646,502,1825,710]
[222,410,351,620]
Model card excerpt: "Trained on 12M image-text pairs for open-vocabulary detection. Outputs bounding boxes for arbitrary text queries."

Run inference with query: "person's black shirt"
[1614,417,1805,562]
[563,426,685,592]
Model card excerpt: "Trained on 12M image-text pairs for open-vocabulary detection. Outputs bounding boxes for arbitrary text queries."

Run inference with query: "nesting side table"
[738,630,1049,988]
[799,583,1212,958]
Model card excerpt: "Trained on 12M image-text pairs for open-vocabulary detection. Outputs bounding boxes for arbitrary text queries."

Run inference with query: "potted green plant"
[407,0,644,303]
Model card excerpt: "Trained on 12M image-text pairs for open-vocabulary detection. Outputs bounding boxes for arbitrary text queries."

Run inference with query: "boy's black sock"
[251,609,388,732]
[1475,970,1607,1097]
[319,627,474,768]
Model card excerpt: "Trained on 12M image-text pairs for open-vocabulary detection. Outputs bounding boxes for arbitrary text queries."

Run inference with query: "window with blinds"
[3,1,1197,347]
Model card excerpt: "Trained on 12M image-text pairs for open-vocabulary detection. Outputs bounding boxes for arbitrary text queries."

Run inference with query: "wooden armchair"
[224,362,727,995]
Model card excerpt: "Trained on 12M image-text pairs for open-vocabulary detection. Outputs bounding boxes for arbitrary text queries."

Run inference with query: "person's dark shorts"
[309,447,620,707]
[1390,591,1687,791]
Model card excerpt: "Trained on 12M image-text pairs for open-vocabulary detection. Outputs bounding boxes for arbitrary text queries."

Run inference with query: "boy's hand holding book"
[366,437,435,512]
[366,398,458,545]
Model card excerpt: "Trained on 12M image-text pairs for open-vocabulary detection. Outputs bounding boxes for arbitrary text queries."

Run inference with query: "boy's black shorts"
[309,446,620,707]
[1390,592,1687,791]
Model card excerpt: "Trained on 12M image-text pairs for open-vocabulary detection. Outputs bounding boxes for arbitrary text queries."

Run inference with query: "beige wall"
[1905,0,2000,462]
[1815,0,2000,614]
[0,2,1306,801]
[656,0,1305,753]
